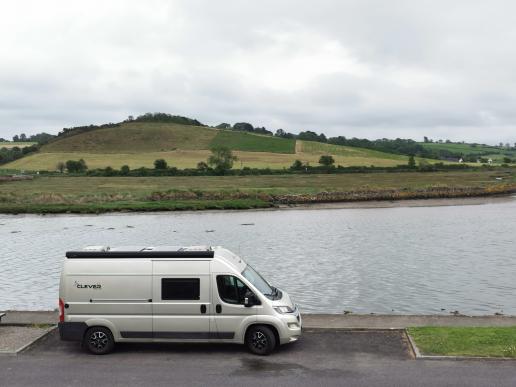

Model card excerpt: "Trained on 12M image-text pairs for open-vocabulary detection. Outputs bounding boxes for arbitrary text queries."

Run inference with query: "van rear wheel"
[83,327,115,355]
[245,325,276,355]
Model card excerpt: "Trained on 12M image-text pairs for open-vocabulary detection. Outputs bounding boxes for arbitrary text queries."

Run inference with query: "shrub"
[154,159,168,170]
[66,159,88,173]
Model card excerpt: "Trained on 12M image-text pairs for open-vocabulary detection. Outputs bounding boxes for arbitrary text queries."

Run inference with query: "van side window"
[161,278,200,300]
[216,275,252,305]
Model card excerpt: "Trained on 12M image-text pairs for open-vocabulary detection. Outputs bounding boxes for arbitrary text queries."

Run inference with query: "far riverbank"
[0,170,515,214]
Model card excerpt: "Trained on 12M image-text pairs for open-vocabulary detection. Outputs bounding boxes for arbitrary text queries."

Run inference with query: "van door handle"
[200,304,207,314]
[216,304,222,314]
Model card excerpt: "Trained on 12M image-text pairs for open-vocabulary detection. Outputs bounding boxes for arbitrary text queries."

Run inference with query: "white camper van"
[58,246,302,355]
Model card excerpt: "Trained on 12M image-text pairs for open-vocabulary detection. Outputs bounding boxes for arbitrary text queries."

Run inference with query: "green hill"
[419,142,516,163]
[5,121,435,170]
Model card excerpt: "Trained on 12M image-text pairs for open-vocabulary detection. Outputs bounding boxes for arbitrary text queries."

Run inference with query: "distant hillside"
[419,142,516,163]
[5,121,440,171]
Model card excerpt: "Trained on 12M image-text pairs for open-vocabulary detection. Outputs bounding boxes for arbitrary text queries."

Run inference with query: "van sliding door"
[152,260,211,339]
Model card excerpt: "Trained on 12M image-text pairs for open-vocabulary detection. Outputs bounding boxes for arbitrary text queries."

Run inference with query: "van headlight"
[274,306,294,314]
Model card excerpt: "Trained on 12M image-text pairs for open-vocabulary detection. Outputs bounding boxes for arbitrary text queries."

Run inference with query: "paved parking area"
[0,326,54,355]
[1,329,515,386]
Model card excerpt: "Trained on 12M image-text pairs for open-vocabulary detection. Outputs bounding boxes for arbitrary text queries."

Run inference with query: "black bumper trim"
[58,322,88,341]
[120,331,235,339]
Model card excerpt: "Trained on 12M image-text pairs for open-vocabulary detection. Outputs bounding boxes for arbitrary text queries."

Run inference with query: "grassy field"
[4,149,416,170]
[42,122,218,153]
[4,122,438,171]
[408,327,516,358]
[420,142,516,163]
[210,130,295,153]
[298,141,411,161]
[0,170,514,213]
[0,142,37,149]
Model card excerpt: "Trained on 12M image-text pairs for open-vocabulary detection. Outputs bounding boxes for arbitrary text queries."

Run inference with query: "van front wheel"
[245,325,276,355]
[83,327,115,355]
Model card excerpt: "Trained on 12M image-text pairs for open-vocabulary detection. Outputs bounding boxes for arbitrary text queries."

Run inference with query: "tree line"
[49,147,481,178]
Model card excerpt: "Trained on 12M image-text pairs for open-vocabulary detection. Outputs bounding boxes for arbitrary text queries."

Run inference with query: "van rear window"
[161,278,200,300]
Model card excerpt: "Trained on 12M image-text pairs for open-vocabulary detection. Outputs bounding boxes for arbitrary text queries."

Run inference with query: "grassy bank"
[408,327,516,358]
[0,170,514,213]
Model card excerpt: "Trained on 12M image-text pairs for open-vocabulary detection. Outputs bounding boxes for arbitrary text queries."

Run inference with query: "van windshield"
[242,265,278,300]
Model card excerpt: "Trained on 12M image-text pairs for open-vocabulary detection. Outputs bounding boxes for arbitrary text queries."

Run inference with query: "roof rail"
[65,251,215,259]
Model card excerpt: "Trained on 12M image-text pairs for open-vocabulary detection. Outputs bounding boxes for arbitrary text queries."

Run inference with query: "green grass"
[210,130,295,153]
[0,199,272,214]
[0,170,514,213]
[299,141,407,161]
[408,327,516,358]
[42,122,218,153]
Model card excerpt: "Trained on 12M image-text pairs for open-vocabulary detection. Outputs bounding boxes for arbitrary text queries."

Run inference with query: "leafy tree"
[134,113,204,126]
[104,166,115,176]
[423,136,429,143]
[298,131,327,142]
[290,159,304,170]
[207,146,237,174]
[254,127,273,136]
[154,159,168,170]
[275,129,295,139]
[197,161,209,171]
[120,165,130,175]
[12,135,19,142]
[28,132,54,144]
[215,123,231,129]
[66,159,88,173]
[56,162,65,173]
[233,122,254,132]
[408,155,416,168]
[319,155,335,167]
[503,157,512,164]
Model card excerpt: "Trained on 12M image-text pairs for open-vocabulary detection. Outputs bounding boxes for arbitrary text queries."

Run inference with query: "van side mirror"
[244,291,257,307]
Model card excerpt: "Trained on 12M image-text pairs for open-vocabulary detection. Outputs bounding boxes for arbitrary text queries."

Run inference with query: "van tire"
[245,325,276,355]
[83,327,115,355]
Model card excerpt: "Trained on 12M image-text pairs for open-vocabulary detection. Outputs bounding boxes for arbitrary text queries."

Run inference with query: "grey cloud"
[0,0,515,144]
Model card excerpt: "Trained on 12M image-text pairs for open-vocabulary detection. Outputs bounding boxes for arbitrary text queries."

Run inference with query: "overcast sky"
[1,0,516,144]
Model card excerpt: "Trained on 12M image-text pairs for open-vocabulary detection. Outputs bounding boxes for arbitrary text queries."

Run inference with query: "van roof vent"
[179,246,212,252]
[82,246,110,252]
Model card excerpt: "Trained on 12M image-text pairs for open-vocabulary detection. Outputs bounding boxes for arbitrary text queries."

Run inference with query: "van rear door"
[152,260,211,339]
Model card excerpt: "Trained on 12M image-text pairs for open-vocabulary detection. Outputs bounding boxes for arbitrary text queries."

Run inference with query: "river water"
[1,198,515,314]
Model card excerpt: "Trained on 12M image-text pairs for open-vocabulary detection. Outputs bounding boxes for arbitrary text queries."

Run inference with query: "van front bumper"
[278,308,302,344]
[58,322,88,341]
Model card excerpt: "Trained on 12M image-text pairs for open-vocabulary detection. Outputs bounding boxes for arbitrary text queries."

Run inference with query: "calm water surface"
[1,199,515,314]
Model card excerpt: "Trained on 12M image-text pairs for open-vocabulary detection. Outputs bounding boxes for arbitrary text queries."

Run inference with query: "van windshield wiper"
[271,286,281,299]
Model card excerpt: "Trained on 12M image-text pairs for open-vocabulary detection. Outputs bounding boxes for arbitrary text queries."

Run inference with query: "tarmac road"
[1,329,515,387]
